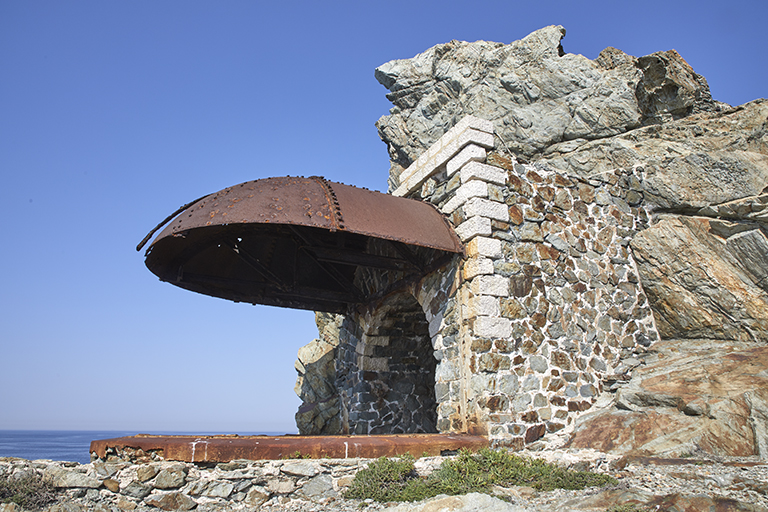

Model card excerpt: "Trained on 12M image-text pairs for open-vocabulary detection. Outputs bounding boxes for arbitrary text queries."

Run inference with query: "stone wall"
[393,116,659,446]
[295,115,661,447]
[0,455,375,511]
[335,291,438,434]
[4,452,767,511]
[296,291,445,436]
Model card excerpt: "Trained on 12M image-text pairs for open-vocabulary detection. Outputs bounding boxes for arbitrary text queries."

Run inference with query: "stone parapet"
[0,456,397,510]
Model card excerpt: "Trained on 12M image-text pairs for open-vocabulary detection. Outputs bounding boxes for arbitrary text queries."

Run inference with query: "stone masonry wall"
[0,455,383,511]
[295,115,661,447]
[296,292,443,436]
[334,291,438,434]
[391,116,660,447]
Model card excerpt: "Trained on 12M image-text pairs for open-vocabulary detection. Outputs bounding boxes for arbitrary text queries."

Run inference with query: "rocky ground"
[257,453,768,512]
[2,450,767,511]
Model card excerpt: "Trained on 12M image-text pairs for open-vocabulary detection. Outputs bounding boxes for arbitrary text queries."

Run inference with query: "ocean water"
[0,430,284,465]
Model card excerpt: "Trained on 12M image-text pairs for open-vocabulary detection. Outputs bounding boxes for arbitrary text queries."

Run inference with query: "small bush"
[483,449,616,491]
[344,454,419,502]
[344,448,618,502]
[0,471,58,510]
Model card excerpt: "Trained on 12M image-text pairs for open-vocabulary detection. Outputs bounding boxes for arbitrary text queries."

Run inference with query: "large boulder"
[566,339,768,458]
[631,216,768,342]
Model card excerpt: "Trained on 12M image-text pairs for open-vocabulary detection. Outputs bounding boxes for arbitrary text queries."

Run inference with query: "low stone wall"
[0,455,381,511]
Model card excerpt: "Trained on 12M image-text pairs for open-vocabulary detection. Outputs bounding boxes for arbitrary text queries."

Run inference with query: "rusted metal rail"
[90,433,489,462]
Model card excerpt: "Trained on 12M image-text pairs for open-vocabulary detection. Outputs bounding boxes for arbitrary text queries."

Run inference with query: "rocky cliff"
[375,26,768,458]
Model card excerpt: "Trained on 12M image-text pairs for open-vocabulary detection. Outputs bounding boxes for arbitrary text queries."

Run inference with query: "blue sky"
[1,0,765,433]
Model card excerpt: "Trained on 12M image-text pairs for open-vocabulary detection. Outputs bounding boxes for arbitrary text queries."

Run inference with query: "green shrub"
[0,471,57,510]
[344,454,419,502]
[344,448,618,502]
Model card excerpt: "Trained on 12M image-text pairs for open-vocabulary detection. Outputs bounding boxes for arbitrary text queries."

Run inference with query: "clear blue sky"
[1,0,765,433]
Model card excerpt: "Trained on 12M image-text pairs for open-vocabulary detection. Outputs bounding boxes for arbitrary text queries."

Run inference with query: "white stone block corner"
[392,115,496,198]
[461,161,507,186]
[455,216,492,242]
[447,144,487,177]
[472,316,512,339]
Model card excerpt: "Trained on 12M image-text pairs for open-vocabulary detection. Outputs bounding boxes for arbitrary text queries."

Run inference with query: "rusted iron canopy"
[90,433,488,462]
[141,176,463,313]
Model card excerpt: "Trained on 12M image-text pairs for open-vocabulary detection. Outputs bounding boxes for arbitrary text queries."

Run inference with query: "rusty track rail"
[90,433,488,462]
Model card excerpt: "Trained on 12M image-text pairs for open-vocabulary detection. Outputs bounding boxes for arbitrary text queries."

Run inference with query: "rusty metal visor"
[142,176,463,313]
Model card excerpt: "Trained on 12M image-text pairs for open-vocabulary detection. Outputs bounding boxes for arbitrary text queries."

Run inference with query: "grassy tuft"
[282,451,312,459]
[344,448,618,502]
[0,471,58,510]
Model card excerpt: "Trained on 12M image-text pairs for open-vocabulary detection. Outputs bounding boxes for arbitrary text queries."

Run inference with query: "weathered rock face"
[540,101,768,208]
[566,339,768,458]
[375,25,724,191]
[295,313,343,435]
[631,216,768,342]
[375,25,768,345]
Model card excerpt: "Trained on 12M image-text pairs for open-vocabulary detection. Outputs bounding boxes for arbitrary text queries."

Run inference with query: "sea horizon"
[0,429,292,465]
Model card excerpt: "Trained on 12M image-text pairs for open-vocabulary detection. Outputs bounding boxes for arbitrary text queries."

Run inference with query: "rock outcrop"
[375,26,726,189]
[294,313,344,435]
[374,26,768,458]
[375,25,767,346]
[566,339,768,458]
